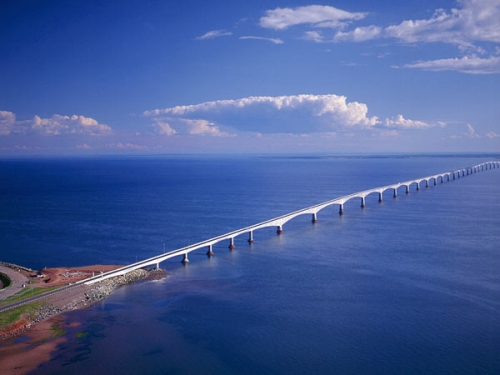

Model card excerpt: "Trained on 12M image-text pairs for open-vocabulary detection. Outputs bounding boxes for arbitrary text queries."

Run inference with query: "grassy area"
[0,302,42,328]
[0,272,12,288]
[0,286,60,307]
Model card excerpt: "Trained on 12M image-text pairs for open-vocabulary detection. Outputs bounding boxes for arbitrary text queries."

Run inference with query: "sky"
[1,0,499,155]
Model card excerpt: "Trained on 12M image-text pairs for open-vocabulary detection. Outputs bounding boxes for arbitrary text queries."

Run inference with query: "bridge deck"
[83,161,499,285]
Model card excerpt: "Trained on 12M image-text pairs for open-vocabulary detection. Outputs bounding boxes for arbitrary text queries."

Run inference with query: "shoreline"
[0,266,166,375]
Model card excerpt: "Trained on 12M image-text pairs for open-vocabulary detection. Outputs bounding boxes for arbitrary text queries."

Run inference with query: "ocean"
[1,154,499,374]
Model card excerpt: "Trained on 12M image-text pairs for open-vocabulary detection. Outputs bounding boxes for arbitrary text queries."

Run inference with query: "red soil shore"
[0,264,123,375]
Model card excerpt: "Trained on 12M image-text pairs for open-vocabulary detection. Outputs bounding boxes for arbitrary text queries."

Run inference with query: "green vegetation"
[50,322,66,338]
[0,286,60,307]
[0,302,42,328]
[0,272,11,288]
[75,331,88,339]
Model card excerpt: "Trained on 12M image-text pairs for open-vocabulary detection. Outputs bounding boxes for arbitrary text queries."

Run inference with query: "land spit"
[0,267,166,340]
[0,267,166,375]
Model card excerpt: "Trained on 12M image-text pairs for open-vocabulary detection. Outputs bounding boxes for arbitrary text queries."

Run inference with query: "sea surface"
[1,154,499,374]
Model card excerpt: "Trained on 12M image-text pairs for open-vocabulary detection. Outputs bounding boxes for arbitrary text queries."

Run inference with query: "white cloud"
[404,55,500,74]
[240,36,284,44]
[385,0,500,47]
[0,111,16,135]
[302,31,324,43]
[486,131,500,138]
[152,118,229,136]
[334,26,382,42]
[76,143,91,149]
[196,30,232,40]
[145,94,380,134]
[278,1,500,74]
[464,123,480,138]
[31,114,112,135]
[153,120,177,135]
[259,5,367,30]
[384,115,431,129]
[0,111,112,136]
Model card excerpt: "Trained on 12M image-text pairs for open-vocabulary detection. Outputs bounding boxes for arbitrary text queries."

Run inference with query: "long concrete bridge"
[83,160,499,285]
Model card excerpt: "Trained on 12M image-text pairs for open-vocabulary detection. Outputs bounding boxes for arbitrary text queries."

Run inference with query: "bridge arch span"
[82,160,500,285]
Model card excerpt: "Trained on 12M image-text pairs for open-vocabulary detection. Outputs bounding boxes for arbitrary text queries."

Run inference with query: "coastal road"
[0,265,28,301]
[0,283,81,314]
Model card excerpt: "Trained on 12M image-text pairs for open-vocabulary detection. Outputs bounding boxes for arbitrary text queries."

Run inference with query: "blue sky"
[1,0,499,155]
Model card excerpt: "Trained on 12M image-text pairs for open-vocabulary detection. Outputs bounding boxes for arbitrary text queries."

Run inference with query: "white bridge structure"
[84,161,499,285]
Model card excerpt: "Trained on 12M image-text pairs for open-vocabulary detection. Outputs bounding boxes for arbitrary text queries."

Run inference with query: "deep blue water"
[1,154,499,374]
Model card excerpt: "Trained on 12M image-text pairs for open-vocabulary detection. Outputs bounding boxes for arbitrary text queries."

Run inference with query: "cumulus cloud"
[486,131,500,138]
[259,5,366,30]
[334,26,382,42]
[0,111,112,136]
[385,0,500,47]
[152,118,229,136]
[145,94,380,134]
[196,30,232,40]
[384,115,431,129]
[154,121,177,135]
[240,36,284,44]
[0,111,16,135]
[302,31,324,43]
[31,114,112,135]
[403,55,500,74]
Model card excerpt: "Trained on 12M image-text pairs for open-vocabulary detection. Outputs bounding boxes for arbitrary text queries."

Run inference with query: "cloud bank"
[145,94,438,135]
[0,111,112,136]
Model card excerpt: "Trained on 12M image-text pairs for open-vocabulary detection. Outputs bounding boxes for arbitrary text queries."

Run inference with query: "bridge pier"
[229,238,236,250]
[277,225,284,234]
[182,253,189,264]
[416,183,420,191]
[248,231,254,243]
[207,244,214,257]
[312,213,318,223]
[378,192,383,202]
[156,262,160,270]
[425,180,429,188]
[360,197,365,208]
[339,204,344,215]
[406,185,409,194]
[393,188,397,198]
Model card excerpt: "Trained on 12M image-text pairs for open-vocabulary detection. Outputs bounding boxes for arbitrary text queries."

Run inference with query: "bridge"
[83,160,499,285]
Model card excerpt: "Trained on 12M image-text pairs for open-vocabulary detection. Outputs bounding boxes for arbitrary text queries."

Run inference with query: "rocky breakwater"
[84,269,149,304]
[1,268,166,339]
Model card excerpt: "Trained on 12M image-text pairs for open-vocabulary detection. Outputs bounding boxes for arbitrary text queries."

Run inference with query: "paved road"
[0,265,29,301]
